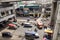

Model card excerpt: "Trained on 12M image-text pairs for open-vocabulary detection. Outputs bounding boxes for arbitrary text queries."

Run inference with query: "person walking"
[34,28,37,32]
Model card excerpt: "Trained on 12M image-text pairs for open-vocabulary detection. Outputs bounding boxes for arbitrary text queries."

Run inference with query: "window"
[11,9,13,14]
[6,11,9,15]
[45,8,51,11]
[6,11,9,13]
[1,12,5,17]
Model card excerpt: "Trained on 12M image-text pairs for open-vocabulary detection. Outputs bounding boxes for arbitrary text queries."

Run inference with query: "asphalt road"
[16,17,45,40]
[0,17,45,40]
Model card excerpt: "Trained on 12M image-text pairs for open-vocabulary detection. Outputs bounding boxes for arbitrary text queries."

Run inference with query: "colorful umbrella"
[44,29,53,33]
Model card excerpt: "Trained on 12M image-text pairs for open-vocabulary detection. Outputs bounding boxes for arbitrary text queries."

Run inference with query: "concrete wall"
[0,0,20,2]
[36,0,53,4]
[52,1,60,40]
[0,7,13,12]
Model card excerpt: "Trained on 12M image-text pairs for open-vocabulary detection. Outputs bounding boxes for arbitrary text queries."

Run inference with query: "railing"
[0,14,15,22]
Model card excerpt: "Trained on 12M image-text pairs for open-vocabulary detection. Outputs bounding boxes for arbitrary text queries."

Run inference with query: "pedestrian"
[27,18,30,22]
[34,28,37,32]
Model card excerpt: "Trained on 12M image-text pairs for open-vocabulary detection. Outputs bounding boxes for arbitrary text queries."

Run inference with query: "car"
[2,32,12,38]
[25,31,39,39]
[8,23,17,30]
[23,23,32,28]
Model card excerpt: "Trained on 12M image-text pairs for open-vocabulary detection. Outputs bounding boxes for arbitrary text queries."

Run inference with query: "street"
[16,17,45,40]
[0,16,50,40]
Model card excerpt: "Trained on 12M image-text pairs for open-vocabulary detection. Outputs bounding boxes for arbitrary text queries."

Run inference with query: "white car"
[23,23,32,27]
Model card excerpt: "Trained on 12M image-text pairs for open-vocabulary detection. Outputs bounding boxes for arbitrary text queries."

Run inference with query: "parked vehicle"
[8,18,19,29]
[8,23,17,29]
[23,23,32,28]
[2,32,12,38]
[25,31,39,40]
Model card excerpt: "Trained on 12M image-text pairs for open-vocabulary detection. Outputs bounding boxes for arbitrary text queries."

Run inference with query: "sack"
[2,32,12,38]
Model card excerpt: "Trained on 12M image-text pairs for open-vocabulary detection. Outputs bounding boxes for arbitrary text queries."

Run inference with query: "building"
[0,0,19,29]
[52,1,60,40]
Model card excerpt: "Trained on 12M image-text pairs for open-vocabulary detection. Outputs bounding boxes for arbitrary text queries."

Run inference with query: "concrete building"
[0,0,19,29]
[0,0,20,22]
[0,2,18,22]
[0,0,20,2]
[52,1,60,40]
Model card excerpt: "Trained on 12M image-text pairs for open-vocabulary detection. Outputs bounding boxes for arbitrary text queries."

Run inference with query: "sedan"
[23,23,32,28]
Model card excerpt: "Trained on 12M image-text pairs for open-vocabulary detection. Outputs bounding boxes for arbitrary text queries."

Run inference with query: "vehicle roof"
[24,22,31,24]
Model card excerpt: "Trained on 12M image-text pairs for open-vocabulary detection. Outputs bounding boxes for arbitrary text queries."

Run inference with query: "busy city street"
[0,0,60,40]
[0,14,51,40]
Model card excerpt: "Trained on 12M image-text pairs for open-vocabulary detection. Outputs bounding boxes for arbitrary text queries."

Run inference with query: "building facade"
[52,1,60,40]
[0,1,19,30]
[0,0,20,2]
[0,2,18,22]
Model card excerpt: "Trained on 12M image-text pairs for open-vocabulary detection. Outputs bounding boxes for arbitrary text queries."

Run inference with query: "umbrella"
[44,29,53,33]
